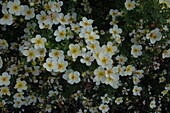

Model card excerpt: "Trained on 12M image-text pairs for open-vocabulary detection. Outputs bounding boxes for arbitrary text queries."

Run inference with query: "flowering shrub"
[0,0,170,112]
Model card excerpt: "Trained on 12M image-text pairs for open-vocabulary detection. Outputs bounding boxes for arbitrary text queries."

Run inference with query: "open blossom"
[7,0,24,16]
[23,48,37,62]
[85,32,100,43]
[36,11,50,24]
[51,1,63,12]
[116,55,127,65]
[0,6,13,25]
[22,5,35,20]
[125,0,136,10]
[133,86,142,95]
[115,97,123,105]
[0,39,8,49]
[131,45,142,58]
[146,28,162,44]
[162,49,170,59]
[43,58,54,72]
[14,80,27,92]
[102,42,118,57]
[53,58,68,72]
[150,100,156,109]
[97,53,113,68]
[99,104,110,113]
[66,71,81,84]
[49,49,64,59]
[79,17,93,28]
[93,66,106,85]
[125,65,136,76]
[80,51,94,66]
[109,25,122,38]
[31,35,47,49]
[0,87,11,96]
[13,92,25,101]
[58,13,69,25]
[54,26,67,42]
[67,44,81,59]
[0,72,11,86]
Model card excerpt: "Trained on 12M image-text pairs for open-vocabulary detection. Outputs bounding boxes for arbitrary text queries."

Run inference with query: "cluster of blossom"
[0,0,170,112]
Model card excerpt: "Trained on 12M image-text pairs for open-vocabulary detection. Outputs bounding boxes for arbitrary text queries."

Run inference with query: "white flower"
[45,105,52,113]
[0,39,8,49]
[85,32,99,43]
[62,69,74,81]
[97,53,113,68]
[22,5,35,20]
[162,49,170,59]
[49,49,64,59]
[149,100,156,109]
[48,90,58,97]
[109,25,122,38]
[13,92,25,101]
[58,13,69,25]
[53,58,68,72]
[67,71,81,84]
[146,28,162,44]
[131,45,142,58]
[51,1,63,12]
[93,66,106,84]
[99,104,110,113]
[132,76,140,84]
[117,65,126,76]
[101,94,111,104]
[13,100,23,108]
[125,65,136,76]
[105,66,118,78]
[80,51,94,66]
[31,35,47,49]
[7,0,24,15]
[71,23,80,33]
[0,86,11,96]
[23,48,37,62]
[54,26,66,42]
[115,97,123,105]
[153,62,160,70]
[86,41,100,52]
[43,58,54,72]
[0,56,3,68]
[109,9,119,18]
[48,12,59,25]
[31,66,40,76]
[134,70,144,79]
[102,42,118,57]
[8,64,18,75]
[0,6,13,25]
[105,75,119,89]
[79,26,93,38]
[125,0,136,10]
[159,77,166,83]
[79,17,93,28]
[36,11,50,24]
[14,80,27,92]
[116,55,127,65]
[133,86,142,96]
[37,48,47,58]
[44,1,53,11]
[0,72,11,86]
[67,44,81,59]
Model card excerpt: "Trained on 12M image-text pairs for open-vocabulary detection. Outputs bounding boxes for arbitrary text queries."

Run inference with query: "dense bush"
[0,0,170,112]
